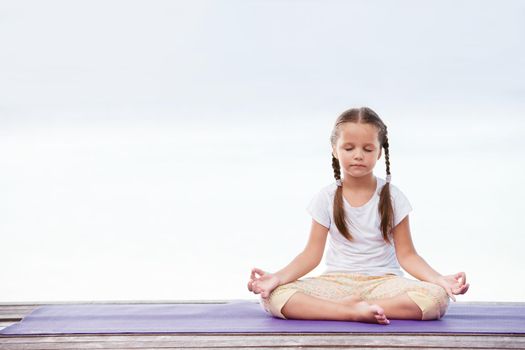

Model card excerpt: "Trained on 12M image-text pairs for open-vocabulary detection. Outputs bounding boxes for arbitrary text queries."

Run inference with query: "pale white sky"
[1,0,524,303]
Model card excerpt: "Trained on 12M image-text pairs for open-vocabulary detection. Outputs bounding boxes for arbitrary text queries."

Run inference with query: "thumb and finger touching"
[455,272,467,286]
[252,267,266,277]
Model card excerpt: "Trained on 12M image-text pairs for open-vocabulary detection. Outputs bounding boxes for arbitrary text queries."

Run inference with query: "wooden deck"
[1,300,524,349]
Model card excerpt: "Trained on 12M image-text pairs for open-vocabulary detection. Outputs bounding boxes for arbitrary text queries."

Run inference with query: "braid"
[331,153,354,241]
[332,154,341,182]
[383,133,391,177]
[378,129,394,245]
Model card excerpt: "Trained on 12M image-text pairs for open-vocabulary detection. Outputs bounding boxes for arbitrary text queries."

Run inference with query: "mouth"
[351,165,366,167]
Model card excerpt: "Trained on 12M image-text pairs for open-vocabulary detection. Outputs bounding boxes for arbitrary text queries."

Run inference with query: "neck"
[342,173,376,190]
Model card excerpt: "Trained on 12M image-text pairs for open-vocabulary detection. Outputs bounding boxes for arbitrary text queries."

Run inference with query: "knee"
[431,285,450,319]
[407,283,450,320]
[259,285,299,320]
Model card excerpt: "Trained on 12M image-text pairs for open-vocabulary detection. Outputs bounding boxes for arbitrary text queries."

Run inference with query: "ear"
[377,147,382,160]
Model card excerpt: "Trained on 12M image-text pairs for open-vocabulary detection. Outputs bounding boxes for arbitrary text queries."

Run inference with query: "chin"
[346,173,370,179]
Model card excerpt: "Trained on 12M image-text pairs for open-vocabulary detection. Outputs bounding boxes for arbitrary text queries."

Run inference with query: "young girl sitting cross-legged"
[247,107,470,325]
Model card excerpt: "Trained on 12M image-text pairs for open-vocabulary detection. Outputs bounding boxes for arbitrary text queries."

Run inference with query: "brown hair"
[330,107,394,245]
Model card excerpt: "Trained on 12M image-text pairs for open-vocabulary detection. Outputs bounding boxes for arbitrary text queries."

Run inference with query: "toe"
[377,317,388,325]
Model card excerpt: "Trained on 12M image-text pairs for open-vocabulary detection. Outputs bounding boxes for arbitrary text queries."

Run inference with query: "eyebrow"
[342,142,376,147]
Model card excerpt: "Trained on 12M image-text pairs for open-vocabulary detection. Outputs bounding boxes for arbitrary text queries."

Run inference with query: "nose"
[353,150,364,160]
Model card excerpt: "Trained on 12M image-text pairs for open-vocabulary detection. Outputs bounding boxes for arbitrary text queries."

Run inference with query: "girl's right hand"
[247,267,281,299]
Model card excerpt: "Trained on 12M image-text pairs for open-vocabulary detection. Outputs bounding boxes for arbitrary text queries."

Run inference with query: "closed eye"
[345,149,373,152]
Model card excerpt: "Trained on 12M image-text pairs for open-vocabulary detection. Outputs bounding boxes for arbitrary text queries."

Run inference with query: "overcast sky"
[1,1,524,304]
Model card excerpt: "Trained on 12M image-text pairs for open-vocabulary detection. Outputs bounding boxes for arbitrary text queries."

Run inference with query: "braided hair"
[329,107,394,245]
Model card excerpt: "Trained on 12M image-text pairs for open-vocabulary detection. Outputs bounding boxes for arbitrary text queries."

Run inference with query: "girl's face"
[332,122,382,180]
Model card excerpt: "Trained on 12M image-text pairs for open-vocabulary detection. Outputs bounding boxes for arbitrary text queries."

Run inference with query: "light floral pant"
[260,272,449,321]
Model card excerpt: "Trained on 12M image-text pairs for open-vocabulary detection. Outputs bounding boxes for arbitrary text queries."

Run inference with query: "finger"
[453,282,469,294]
[446,287,456,302]
[249,280,257,291]
[453,272,460,281]
[452,283,462,294]
[252,267,266,277]
[455,271,466,286]
[251,268,260,279]
[247,281,253,292]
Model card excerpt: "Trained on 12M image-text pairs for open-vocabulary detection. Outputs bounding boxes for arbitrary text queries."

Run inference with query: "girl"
[247,107,470,325]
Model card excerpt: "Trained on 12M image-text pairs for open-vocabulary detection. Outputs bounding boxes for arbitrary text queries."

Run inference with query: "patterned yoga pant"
[259,272,450,321]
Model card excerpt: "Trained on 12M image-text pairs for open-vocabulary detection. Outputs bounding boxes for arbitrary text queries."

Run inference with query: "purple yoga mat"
[1,300,524,335]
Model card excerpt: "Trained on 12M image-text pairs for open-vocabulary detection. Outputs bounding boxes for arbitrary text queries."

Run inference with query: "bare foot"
[337,295,390,325]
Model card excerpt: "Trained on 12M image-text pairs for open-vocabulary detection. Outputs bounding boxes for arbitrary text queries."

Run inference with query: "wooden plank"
[0,334,524,349]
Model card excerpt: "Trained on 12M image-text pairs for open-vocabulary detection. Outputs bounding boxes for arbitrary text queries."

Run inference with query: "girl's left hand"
[434,272,470,302]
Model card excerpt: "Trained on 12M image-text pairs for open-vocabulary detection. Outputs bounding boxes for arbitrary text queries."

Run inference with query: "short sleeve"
[392,186,413,227]
[306,189,331,229]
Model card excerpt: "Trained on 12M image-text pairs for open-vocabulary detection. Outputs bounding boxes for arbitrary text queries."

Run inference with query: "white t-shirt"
[306,176,413,277]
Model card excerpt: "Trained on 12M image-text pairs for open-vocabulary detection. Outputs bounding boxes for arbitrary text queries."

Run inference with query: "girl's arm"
[275,219,328,285]
[392,215,442,283]
[392,215,470,300]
